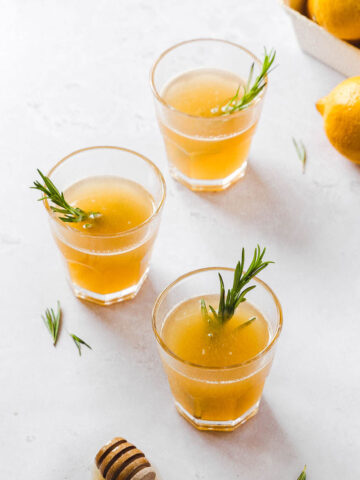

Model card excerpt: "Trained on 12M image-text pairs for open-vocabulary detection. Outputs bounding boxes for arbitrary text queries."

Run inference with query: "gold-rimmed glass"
[152,267,282,431]
[150,38,267,191]
[44,146,166,305]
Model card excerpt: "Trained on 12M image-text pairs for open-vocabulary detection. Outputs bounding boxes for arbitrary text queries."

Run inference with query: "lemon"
[308,0,360,40]
[316,77,360,164]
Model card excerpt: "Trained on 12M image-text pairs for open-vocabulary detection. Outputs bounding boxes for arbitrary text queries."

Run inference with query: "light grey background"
[1,1,359,479]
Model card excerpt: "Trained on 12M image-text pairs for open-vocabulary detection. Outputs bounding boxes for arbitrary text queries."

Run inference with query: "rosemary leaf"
[201,299,211,323]
[69,333,92,356]
[42,301,61,346]
[297,465,307,480]
[235,316,257,332]
[292,138,307,174]
[222,48,276,114]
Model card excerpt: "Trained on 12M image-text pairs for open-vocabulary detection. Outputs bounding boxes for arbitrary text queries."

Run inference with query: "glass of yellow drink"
[152,267,282,431]
[44,146,166,305]
[150,38,268,192]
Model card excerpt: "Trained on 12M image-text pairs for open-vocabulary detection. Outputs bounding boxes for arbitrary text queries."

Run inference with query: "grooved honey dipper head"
[94,437,156,480]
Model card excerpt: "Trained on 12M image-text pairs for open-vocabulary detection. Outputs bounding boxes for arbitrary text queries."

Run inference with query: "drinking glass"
[44,146,166,305]
[152,267,282,431]
[150,39,267,191]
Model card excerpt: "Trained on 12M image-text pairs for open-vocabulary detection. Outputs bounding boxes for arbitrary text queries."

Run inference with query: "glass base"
[169,161,247,192]
[68,267,149,306]
[175,399,260,431]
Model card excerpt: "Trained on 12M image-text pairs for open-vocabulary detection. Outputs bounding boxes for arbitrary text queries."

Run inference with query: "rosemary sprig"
[69,333,92,356]
[42,301,61,346]
[222,48,276,114]
[297,466,306,480]
[292,138,307,174]
[31,169,100,227]
[201,246,273,325]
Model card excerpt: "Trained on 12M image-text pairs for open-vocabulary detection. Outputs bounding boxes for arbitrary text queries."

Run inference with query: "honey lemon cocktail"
[33,147,166,305]
[151,39,275,191]
[152,247,282,431]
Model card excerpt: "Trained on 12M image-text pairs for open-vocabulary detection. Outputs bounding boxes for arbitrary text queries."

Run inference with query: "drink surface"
[64,175,154,234]
[162,68,243,117]
[51,176,157,299]
[162,294,269,368]
[158,68,256,187]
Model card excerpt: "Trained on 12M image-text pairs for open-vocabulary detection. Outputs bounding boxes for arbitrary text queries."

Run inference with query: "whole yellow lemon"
[316,77,360,164]
[308,0,360,40]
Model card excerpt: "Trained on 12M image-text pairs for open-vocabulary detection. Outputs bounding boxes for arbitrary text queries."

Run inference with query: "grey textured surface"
[1,1,360,479]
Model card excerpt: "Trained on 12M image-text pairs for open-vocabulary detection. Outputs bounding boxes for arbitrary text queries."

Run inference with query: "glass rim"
[152,266,283,371]
[44,146,166,239]
[150,37,267,121]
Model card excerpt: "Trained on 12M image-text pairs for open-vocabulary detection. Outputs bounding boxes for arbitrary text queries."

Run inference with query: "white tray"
[280,0,360,77]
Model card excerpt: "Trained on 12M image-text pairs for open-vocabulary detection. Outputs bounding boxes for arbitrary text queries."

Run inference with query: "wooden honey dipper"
[94,437,157,480]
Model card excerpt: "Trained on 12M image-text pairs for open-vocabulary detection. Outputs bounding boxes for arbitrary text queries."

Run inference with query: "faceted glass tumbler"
[150,39,267,192]
[44,146,166,305]
[152,267,282,431]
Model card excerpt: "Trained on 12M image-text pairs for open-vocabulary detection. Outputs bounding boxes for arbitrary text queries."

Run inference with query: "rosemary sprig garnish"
[201,246,273,325]
[292,138,307,174]
[222,48,276,114]
[297,466,307,480]
[31,169,100,227]
[69,333,92,356]
[42,301,61,346]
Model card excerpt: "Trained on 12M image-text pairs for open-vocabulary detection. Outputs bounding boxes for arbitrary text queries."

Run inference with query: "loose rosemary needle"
[297,465,307,480]
[292,138,307,174]
[201,246,273,325]
[42,301,61,346]
[31,169,101,227]
[222,48,276,114]
[69,333,92,356]
[236,316,257,331]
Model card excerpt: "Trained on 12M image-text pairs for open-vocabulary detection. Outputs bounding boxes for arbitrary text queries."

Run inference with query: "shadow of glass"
[186,398,296,477]
[174,162,314,249]
[77,275,160,364]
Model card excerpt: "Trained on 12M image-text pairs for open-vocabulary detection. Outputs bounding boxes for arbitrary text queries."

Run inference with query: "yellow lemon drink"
[42,147,166,305]
[151,39,273,191]
[57,176,155,298]
[160,69,257,185]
